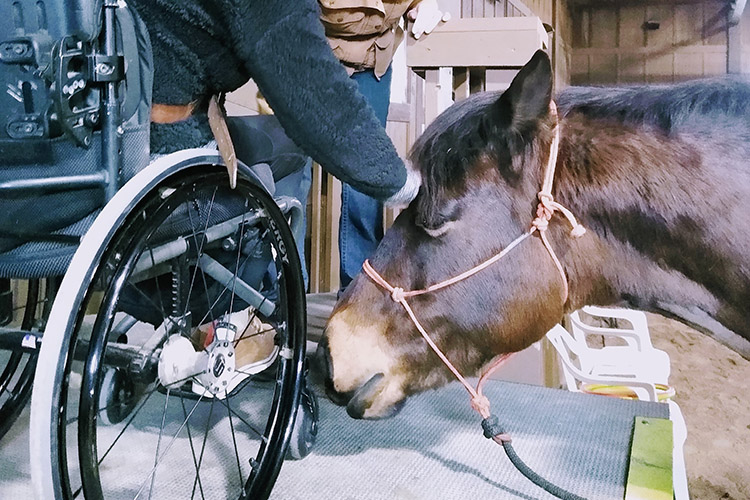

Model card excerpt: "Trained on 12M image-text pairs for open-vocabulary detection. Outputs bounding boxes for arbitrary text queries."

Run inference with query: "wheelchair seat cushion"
[226,115,308,182]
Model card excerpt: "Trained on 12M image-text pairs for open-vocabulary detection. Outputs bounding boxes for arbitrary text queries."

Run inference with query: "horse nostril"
[346,372,385,419]
[314,337,332,381]
[315,337,353,406]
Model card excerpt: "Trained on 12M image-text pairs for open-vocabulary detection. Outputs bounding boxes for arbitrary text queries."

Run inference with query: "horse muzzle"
[316,337,404,419]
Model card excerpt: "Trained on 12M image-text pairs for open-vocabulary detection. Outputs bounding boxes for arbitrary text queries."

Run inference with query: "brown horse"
[319,50,750,419]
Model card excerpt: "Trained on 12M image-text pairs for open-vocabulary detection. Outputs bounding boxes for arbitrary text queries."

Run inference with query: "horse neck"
[548,116,747,333]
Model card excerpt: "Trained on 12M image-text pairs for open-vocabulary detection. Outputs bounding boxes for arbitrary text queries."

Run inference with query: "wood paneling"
[571,1,733,85]
[619,6,646,48]
[645,5,674,49]
[590,7,619,47]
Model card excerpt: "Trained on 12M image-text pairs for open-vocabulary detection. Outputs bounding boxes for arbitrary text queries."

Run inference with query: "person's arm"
[228,0,419,205]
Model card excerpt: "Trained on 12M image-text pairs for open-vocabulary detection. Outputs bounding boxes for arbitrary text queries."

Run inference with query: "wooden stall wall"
[569,0,747,85]
[455,1,574,90]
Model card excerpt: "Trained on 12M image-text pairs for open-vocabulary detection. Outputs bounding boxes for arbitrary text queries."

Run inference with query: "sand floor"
[647,314,750,500]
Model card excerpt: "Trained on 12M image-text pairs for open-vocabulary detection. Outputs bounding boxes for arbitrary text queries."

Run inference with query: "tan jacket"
[320,0,419,78]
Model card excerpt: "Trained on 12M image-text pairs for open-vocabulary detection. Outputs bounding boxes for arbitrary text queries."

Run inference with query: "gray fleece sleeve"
[230,0,413,202]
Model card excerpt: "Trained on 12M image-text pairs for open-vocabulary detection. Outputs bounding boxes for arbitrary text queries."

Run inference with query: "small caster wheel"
[286,384,318,460]
[98,367,139,425]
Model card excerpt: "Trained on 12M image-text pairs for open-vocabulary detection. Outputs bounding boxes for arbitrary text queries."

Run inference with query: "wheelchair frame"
[0,1,315,498]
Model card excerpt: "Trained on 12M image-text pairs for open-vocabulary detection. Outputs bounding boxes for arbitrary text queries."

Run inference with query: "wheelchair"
[0,1,318,498]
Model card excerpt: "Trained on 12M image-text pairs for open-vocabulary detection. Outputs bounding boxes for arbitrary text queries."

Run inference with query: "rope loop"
[391,287,406,302]
[481,414,512,443]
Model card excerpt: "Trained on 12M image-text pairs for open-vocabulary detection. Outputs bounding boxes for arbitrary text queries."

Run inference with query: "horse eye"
[416,208,461,237]
[419,215,448,231]
[415,201,461,237]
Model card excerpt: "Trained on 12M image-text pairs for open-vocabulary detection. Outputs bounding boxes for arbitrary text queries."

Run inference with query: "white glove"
[408,0,451,40]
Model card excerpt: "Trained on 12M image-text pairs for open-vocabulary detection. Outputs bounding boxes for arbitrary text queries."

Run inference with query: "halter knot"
[533,191,586,239]
[470,393,491,418]
[390,287,406,302]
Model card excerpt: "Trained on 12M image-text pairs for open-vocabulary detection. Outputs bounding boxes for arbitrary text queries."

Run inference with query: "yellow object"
[625,417,673,500]
[582,383,675,402]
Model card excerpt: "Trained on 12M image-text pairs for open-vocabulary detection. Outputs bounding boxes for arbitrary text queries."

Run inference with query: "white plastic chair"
[545,324,672,402]
[566,306,671,386]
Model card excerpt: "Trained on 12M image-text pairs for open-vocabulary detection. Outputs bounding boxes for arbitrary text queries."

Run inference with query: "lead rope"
[362,102,587,500]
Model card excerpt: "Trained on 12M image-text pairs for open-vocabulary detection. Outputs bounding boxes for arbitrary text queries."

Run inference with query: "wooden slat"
[645,5,674,49]
[674,52,704,78]
[645,53,675,83]
[406,17,548,68]
[471,0,485,18]
[625,417,673,500]
[619,6,646,49]
[469,67,486,93]
[703,50,727,75]
[589,7,618,48]
[703,1,728,46]
[453,67,470,101]
[673,4,703,47]
[485,69,517,91]
[306,292,337,343]
[308,163,324,293]
[618,53,646,84]
[588,53,618,84]
[423,69,441,127]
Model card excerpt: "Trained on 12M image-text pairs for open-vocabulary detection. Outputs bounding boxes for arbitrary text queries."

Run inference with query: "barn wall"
[569,0,750,85]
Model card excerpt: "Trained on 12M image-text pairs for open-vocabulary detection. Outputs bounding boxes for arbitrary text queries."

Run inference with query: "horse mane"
[556,76,750,133]
[410,76,750,225]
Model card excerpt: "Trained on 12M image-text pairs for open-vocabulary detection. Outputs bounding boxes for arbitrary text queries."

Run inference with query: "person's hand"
[407,0,451,40]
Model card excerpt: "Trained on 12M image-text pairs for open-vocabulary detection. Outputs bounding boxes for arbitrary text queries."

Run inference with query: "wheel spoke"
[132,388,207,500]
[180,397,205,500]
[184,188,219,324]
[189,396,216,497]
[228,199,251,320]
[149,388,171,500]
[216,393,268,442]
[191,230,269,331]
[224,389,244,488]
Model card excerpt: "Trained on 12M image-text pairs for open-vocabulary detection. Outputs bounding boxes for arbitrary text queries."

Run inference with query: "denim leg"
[339,67,392,290]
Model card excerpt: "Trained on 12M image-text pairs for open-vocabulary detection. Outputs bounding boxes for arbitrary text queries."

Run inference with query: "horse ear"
[489,50,552,136]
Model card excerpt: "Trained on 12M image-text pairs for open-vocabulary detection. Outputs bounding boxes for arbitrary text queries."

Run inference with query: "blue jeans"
[339,67,392,290]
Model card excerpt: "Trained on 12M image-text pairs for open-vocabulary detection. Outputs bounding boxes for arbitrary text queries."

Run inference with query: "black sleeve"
[227,0,407,201]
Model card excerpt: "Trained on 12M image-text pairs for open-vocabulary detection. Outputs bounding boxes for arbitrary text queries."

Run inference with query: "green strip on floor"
[625,417,673,500]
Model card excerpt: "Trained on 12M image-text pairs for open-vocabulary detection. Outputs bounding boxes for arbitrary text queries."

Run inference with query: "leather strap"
[207,95,238,189]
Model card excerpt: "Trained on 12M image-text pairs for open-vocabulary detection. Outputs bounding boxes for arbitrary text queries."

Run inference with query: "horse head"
[319,51,573,419]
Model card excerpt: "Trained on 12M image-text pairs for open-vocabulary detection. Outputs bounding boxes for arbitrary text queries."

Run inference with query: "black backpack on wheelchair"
[0,0,151,274]
[0,2,317,498]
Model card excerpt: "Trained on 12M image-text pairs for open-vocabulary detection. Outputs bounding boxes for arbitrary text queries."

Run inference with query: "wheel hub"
[201,340,237,395]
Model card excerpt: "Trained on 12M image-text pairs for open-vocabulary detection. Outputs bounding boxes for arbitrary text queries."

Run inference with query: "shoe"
[189,308,278,398]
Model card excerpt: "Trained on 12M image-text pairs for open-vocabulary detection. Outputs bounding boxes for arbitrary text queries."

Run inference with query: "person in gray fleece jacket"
[130,0,420,206]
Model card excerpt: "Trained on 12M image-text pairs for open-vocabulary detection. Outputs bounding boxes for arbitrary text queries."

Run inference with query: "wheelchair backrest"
[0,0,152,273]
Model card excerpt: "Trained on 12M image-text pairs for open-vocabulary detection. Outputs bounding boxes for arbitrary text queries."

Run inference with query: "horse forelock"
[410,91,549,226]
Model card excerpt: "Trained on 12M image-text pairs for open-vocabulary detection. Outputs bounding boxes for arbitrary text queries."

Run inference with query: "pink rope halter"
[362,102,585,445]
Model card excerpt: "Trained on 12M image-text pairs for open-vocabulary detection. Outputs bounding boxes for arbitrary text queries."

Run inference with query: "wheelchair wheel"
[0,278,54,439]
[31,152,306,500]
[286,379,318,460]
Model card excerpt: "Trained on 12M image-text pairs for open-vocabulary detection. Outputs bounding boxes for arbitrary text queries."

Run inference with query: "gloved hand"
[407,0,451,40]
